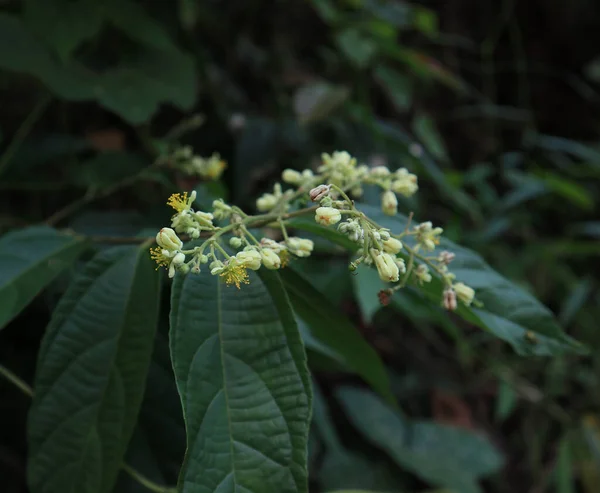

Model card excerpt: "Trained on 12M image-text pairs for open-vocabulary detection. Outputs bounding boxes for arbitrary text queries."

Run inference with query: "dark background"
[1,1,600,492]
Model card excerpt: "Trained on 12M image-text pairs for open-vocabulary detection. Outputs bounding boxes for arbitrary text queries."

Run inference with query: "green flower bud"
[282,169,303,185]
[229,237,243,249]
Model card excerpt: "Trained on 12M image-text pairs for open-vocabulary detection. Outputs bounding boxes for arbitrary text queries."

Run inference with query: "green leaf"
[352,266,384,323]
[27,245,161,493]
[23,0,104,61]
[374,65,413,112]
[105,0,179,53]
[280,267,394,403]
[412,112,448,163]
[337,387,503,493]
[169,268,311,492]
[0,226,87,330]
[336,29,378,69]
[73,152,147,190]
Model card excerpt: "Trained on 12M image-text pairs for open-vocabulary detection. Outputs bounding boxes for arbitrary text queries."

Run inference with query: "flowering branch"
[150,151,476,311]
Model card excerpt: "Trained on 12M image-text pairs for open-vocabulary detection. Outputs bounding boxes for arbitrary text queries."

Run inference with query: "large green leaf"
[0,14,196,124]
[337,387,503,493]
[169,268,312,493]
[23,0,104,61]
[27,245,161,493]
[0,226,87,330]
[291,204,585,356]
[279,268,394,404]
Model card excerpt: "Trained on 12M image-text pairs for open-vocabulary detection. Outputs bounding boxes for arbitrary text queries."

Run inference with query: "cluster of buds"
[151,149,475,311]
[172,147,227,180]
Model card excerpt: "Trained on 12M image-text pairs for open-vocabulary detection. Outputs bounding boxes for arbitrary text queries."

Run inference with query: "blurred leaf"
[23,0,103,61]
[169,268,311,492]
[538,172,594,210]
[105,0,179,53]
[363,0,411,27]
[352,265,384,323]
[27,245,160,493]
[559,278,594,327]
[0,226,87,330]
[376,121,481,220]
[233,117,279,200]
[73,151,147,189]
[294,81,350,125]
[412,113,448,163]
[337,387,503,493]
[494,380,518,422]
[336,29,378,69]
[374,65,413,112]
[313,381,406,492]
[413,7,439,35]
[280,268,394,403]
[535,135,600,169]
[555,436,575,493]
[7,134,89,175]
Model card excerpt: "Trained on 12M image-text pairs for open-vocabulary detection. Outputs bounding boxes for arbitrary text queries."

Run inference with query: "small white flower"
[287,237,314,257]
[156,228,183,251]
[235,249,262,270]
[315,206,342,226]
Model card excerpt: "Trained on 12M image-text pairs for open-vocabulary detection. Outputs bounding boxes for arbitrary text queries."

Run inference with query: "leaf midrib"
[217,279,240,493]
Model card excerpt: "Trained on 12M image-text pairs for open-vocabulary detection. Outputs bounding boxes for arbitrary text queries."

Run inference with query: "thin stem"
[122,464,177,493]
[399,251,415,288]
[0,364,33,397]
[0,94,52,177]
[212,240,231,259]
[242,226,261,246]
[279,220,290,242]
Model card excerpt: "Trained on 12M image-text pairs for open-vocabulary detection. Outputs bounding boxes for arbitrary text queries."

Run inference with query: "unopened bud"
[453,282,475,306]
[383,237,403,254]
[443,288,457,311]
[229,237,243,249]
[381,190,398,216]
[260,248,281,269]
[309,184,330,202]
[282,169,303,185]
[156,228,183,251]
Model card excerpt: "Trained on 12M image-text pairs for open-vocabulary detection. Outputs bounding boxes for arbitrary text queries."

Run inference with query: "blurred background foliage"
[1,0,600,492]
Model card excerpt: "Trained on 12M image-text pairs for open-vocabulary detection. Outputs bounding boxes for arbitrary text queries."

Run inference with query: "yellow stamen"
[167,192,189,213]
[278,250,291,269]
[150,247,170,270]
[220,264,250,289]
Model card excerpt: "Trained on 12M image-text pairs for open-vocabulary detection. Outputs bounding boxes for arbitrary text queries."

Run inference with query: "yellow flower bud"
[382,237,403,254]
[453,282,475,306]
[256,193,277,212]
[315,206,342,226]
[282,169,303,185]
[235,249,262,270]
[156,228,183,251]
[287,237,314,257]
[381,190,398,216]
[260,248,281,269]
[372,250,400,282]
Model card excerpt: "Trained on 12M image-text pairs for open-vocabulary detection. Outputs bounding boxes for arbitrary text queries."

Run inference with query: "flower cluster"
[151,150,475,310]
[150,191,314,285]
[172,147,227,180]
